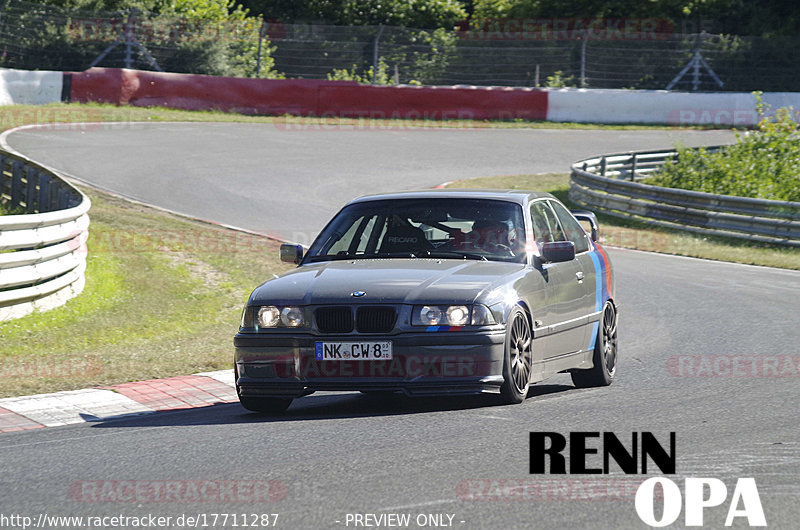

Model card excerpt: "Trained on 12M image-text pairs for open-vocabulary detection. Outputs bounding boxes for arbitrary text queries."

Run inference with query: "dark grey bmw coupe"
[234,190,617,412]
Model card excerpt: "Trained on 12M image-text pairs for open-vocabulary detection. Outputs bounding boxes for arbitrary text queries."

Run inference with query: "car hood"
[250,259,526,306]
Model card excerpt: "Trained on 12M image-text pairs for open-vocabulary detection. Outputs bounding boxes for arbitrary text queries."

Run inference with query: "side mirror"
[280,243,304,264]
[571,210,599,242]
[541,241,575,263]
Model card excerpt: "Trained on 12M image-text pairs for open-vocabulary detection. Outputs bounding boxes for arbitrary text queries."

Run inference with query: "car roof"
[347,189,555,206]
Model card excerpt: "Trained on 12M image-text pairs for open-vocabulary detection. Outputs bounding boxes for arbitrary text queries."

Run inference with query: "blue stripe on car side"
[587,250,604,351]
[589,250,603,312]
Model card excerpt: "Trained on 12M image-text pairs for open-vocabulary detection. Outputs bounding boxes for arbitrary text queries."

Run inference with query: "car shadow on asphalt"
[87,384,574,428]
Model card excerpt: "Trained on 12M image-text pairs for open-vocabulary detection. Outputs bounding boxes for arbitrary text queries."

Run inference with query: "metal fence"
[0,147,90,321]
[569,149,800,247]
[0,0,798,91]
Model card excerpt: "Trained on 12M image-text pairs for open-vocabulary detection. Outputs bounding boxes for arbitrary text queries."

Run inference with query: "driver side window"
[549,200,590,254]
[530,201,566,244]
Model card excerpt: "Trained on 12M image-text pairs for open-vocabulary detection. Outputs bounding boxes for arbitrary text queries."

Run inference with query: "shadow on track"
[87,384,574,429]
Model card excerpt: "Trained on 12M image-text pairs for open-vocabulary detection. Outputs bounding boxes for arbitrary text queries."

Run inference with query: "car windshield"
[305,198,527,263]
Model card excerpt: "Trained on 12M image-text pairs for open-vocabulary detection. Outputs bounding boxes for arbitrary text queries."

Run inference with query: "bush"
[327,59,391,84]
[647,95,800,202]
[545,70,577,88]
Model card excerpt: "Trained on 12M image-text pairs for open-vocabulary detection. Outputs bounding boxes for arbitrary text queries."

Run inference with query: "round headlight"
[281,306,304,327]
[420,305,443,326]
[446,305,469,326]
[257,306,280,328]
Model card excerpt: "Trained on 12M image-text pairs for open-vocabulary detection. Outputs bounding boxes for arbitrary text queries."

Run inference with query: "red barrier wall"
[69,68,548,121]
[69,68,128,105]
[318,84,547,121]
[69,68,336,115]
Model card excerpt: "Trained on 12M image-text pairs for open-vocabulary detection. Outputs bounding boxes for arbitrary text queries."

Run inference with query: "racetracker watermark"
[272,111,481,132]
[456,478,655,501]
[668,109,759,128]
[0,355,103,379]
[0,513,279,529]
[68,480,286,503]
[597,227,670,252]
[667,355,800,378]
[84,229,277,254]
[456,18,674,41]
[0,108,148,132]
[248,353,493,379]
[0,356,102,379]
[0,108,101,131]
[65,17,268,44]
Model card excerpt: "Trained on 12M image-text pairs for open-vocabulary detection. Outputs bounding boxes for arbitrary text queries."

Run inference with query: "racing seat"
[379,224,431,254]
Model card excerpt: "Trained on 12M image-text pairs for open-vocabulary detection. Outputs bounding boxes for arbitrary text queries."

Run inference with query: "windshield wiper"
[308,251,497,262]
[306,254,354,262]
[375,252,419,259]
[307,252,418,262]
[421,250,488,261]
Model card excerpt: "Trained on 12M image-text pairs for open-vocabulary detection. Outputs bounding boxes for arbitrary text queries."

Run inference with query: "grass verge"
[447,173,800,270]
[0,186,293,397]
[0,102,701,131]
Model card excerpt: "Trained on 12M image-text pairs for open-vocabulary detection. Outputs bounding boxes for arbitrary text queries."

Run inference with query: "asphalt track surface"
[8,123,735,245]
[3,124,800,529]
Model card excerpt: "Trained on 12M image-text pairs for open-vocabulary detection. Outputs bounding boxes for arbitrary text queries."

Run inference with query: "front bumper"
[234,330,506,398]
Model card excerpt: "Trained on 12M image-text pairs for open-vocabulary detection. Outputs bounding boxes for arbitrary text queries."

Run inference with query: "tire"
[238,396,293,413]
[571,300,617,388]
[499,306,533,404]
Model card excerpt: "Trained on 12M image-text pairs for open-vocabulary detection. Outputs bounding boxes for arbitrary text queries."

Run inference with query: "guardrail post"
[58,187,70,210]
[600,156,607,177]
[0,153,6,193]
[25,166,38,213]
[10,160,23,206]
[38,173,51,213]
[630,153,637,182]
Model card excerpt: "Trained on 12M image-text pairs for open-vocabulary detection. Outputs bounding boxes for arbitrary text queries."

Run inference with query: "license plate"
[315,341,393,361]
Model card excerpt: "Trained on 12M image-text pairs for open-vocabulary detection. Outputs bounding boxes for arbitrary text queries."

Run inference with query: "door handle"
[576,271,584,282]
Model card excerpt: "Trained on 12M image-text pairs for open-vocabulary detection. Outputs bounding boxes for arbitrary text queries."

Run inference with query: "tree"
[2,0,280,77]
[236,0,468,29]
[470,0,800,37]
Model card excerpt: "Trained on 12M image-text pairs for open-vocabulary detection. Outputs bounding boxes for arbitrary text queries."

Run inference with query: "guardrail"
[570,148,800,247]
[0,149,90,321]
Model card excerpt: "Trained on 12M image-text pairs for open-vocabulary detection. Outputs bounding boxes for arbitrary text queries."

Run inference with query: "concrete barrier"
[0,68,63,106]
[547,88,758,125]
[547,88,800,125]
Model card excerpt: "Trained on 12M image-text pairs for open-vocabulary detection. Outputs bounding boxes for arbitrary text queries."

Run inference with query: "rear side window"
[550,200,590,254]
